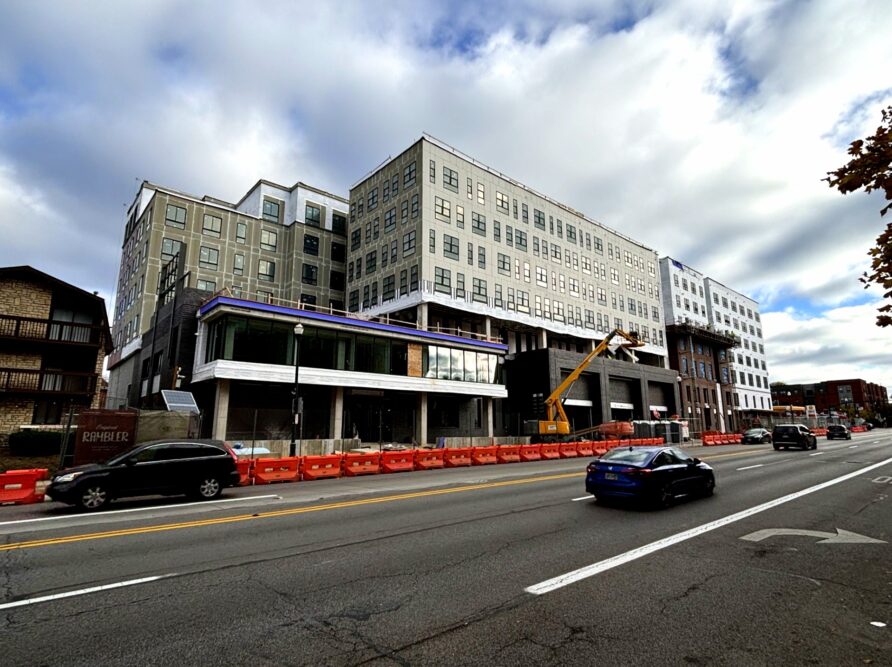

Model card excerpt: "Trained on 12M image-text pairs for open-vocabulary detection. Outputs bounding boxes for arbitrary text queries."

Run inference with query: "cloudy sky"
[1,0,890,393]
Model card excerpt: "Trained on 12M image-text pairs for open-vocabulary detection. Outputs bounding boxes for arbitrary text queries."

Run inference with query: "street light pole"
[289,323,304,457]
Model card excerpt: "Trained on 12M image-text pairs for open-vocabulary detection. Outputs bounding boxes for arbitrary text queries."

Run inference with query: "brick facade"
[0,279,52,319]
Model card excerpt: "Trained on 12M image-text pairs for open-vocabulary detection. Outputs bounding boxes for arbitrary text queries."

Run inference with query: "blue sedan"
[585,446,715,507]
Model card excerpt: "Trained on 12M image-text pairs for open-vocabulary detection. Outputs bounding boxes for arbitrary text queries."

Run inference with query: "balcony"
[0,315,103,346]
[0,368,98,397]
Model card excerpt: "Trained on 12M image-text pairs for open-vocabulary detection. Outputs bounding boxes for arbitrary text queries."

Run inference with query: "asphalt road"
[2,432,891,666]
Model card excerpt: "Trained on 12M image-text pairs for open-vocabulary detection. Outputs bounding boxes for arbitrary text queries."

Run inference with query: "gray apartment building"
[107,179,349,408]
[348,135,680,433]
[660,256,772,431]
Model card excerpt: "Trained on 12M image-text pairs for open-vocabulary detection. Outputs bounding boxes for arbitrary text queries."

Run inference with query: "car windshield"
[600,448,655,465]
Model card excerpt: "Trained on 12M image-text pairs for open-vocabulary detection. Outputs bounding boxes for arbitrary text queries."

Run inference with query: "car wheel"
[195,476,222,500]
[656,483,675,509]
[77,484,109,511]
[773,444,781,451]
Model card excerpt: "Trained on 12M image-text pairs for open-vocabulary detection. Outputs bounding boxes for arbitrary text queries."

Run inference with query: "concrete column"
[599,372,611,423]
[330,386,344,439]
[538,328,548,349]
[590,339,598,352]
[486,397,494,441]
[484,316,491,340]
[418,302,429,330]
[417,392,428,446]
[213,379,230,441]
[639,377,649,421]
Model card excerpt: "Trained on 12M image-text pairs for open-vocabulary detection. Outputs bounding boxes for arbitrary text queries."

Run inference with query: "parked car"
[742,428,772,444]
[826,424,851,440]
[47,439,241,511]
[771,424,817,450]
[585,446,715,507]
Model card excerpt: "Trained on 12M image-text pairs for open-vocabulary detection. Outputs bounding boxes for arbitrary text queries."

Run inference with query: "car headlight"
[54,472,84,483]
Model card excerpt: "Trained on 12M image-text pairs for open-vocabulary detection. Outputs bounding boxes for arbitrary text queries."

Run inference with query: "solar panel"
[161,390,200,414]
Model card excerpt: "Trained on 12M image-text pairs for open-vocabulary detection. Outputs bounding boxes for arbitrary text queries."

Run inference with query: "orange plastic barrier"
[342,452,381,476]
[253,457,301,484]
[540,443,560,459]
[444,447,472,467]
[559,442,578,458]
[414,449,445,470]
[496,445,521,463]
[302,454,343,480]
[576,442,594,457]
[0,468,48,505]
[519,444,541,461]
[472,446,498,465]
[381,449,415,473]
[236,459,254,486]
[593,447,608,456]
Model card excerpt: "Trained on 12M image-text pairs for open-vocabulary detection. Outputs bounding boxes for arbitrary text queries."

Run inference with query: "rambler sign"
[74,409,138,465]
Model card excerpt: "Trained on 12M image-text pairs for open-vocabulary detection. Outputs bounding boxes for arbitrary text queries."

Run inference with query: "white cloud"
[0,0,890,391]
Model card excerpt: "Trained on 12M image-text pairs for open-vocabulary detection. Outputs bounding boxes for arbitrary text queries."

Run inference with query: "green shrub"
[8,430,64,457]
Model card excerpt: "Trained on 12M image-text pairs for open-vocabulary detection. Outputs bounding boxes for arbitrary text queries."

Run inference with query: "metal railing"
[0,315,102,345]
[0,368,98,396]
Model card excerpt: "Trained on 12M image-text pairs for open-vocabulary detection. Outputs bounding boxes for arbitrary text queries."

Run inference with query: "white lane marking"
[849,445,859,449]
[809,452,824,457]
[525,455,892,595]
[737,464,764,471]
[0,495,281,528]
[571,496,592,502]
[0,574,175,611]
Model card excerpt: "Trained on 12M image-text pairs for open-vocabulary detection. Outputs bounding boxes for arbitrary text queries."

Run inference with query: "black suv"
[826,424,851,440]
[772,424,817,450]
[47,439,240,511]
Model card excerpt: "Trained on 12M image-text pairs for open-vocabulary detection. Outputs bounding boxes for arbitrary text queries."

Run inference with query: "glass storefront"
[205,316,499,384]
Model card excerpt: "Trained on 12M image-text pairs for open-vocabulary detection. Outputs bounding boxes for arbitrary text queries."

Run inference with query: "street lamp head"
[294,323,304,336]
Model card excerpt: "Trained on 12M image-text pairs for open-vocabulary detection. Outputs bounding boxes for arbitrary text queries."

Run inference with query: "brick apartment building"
[771,379,889,417]
[0,266,111,442]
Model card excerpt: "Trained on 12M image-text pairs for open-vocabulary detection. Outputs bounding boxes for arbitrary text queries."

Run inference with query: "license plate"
[605,472,618,480]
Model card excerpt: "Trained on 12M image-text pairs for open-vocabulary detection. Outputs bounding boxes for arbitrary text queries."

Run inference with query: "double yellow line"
[1,472,579,552]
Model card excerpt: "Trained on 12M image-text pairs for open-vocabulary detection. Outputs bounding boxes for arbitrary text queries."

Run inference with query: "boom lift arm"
[538,328,644,435]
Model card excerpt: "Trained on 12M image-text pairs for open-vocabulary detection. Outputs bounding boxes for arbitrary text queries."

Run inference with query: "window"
[434,267,451,293]
[196,279,216,292]
[429,160,436,183]
[262,199,280,223]
[410,265,418,291]
[332,212,347,235]
[161,238,183,262]
[403,230,416,256]
[233,253,245,276]
[399,269,408,296]
[306,203,322,227]
[522,203,529,224]
[411,193,419,218]
[506,225,513,246]
[472,277,487,301]
[515,230,527,251]
[467,242,473,265]
[533,208,545,229]
[259,259,276,282]
[261,229,278,251]
[471,212,486,236]
[390,240,397,264]
[383,274,396,300]
[349,290,359,311]
[351,229,361,251]
[403,161,416,188]
[400,199,409,224]
[301,263,317,285]
[567,224,576,243]
[367,189,378,211]
[456,272,465,297]
[610,267,619,284]
[496,191,509,212]
[443,166,459,192]
[235,221,247,244]
[366,250,377,274]
[456,205,465,229]
[202,214,221,237]
[494,220,501,242]
[478,246,486,269]
[330,270,345,291]
[331,242,346,263]
[443,234,459,260]
[434,197,451,222]
[199,246,219,269]
[498,253,511,275]
[165,204,186,229]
